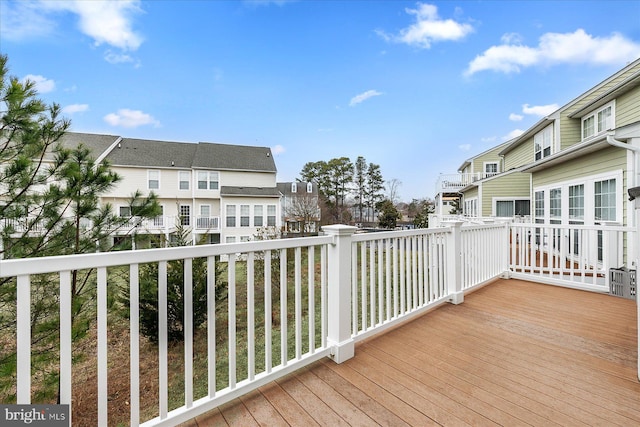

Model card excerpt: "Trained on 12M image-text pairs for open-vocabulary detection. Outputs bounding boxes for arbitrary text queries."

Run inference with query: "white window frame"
[240,204,250,227]
[581,101,615,141]
[307,182,313,193]
[491,198,531,217]
[148,170,160,190]
[464,197,478,217]
[267,204,277,226]
[291,182,297,193]
[534,170,623,226]
[179,171,190,190]
[534,124,554,161]
[197,171,219,190]
[483,162,499,176]
[226,204,236,227]
[254,205,263,227]
[179,204,191,226]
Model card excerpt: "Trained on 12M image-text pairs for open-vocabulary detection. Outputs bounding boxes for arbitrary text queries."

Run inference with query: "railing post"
[323,224,357,363]
[446,221,464,304]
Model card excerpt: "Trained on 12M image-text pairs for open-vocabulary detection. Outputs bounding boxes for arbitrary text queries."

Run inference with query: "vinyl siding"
[558,115,581,150]
[532,146,626,188]
[480,173,531,217]
[463,186,478,199]
[567,66,639,115]
[472,145,504,173]
[504,138,533,170]
[616,85,640,128]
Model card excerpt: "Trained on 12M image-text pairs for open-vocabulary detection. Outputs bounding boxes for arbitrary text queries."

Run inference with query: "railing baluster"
[321,245,327,349]
[16,275,30,404]
[184,258,193,406]
[206,256,216,398]
[130,263,140,426]
[360,242,367,331]
[377,240,383,325]
[294,247,302,360]
[97,267,107,427]
[228,254,236,388]
[280,249,287,366]
[385,239,392,321]
[369,241,375,328]
[264,251,272,373]
[351,242,357,335]
[159,261,168,417]
[308,246,315,354]
[59,271,72,422]
[247,252,255,380]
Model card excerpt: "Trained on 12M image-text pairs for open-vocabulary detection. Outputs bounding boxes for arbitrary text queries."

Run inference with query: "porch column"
[446,221,464,304]
[323,224,357,363]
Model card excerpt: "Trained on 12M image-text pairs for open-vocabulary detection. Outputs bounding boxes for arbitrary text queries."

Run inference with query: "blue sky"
[2,1,640,201]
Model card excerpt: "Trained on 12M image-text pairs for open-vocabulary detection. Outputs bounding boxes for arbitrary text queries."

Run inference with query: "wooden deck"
[180,279,639,426]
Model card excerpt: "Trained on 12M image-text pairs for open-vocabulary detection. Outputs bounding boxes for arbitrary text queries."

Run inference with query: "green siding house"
[436,57,640,230]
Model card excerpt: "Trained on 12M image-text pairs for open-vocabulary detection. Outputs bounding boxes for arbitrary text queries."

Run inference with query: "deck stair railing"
[3,221,627,426]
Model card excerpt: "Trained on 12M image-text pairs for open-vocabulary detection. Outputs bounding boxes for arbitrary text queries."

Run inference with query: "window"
[307,182,313,193]
[595,178,616,261]
[119,206,131,217]
[534,125,553,161]
[180,205,190,226]
[495,199,530,217]
[568,185,584,221]
[595,179,616,221]
[240,204,250,227]
[549,188,561,223]
[582,103,614,140]
[154,205,164,227]
[484,162,498,176]
[534,191,544,219]
[267,204,276,226]
[148,170,160,190]
[240,236,250,242]
[197,171,219,190]
[226,236,236,243]
[254,205,263,227]
[198,205,212,228]
[291,182,297,193]
[179,171,190,190]
[226,205,236,227]
[464,198,478,217]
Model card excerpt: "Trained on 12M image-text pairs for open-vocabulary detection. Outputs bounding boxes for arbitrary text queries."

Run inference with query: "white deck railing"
[0,221,631,426]
[435,172,499,193]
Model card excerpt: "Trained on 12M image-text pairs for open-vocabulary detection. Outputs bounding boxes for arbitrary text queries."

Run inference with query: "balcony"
[1,223,637,426]
[435,172,499,193]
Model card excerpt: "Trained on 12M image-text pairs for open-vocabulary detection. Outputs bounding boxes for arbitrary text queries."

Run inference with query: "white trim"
[148,169,160,190]
[483,161,499,174]
[533,169,624,226]
[491,197,531,217]
[178,171,190,191]
[581,101,616,141]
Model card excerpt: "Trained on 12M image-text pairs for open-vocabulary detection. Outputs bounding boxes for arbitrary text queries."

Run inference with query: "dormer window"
[582,102,614,140]
[307,182,313,193]
[534,124,553,161]
[291,182,297,192]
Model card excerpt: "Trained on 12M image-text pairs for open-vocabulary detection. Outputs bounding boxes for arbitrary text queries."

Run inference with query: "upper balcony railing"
[435,172,499,193]
[0,221,631,426]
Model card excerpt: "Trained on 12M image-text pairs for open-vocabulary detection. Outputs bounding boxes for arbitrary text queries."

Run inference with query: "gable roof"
[457,140,511,172]
[55,132,277,172]
[220,186,281,197]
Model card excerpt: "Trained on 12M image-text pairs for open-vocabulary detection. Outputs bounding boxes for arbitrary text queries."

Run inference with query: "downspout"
[606,131,640,383]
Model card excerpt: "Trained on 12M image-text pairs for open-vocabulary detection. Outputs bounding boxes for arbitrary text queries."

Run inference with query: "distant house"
[433,57,640,233]
[277,181,321,236]
[48,132,281,245]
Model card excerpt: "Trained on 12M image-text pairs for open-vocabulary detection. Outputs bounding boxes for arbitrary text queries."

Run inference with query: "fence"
[4,221,607,426]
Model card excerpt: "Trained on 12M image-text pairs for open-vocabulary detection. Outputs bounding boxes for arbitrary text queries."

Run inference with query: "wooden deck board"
[182,279,638,427]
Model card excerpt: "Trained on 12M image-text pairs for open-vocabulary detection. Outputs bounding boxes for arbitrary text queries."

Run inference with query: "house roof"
[55,132,277,172]
[220,186,281,197]
[50,132,120,161]
[456,140,512,172]
[276,182,318,196]
[567,70,640,118]
[499,118,554,156]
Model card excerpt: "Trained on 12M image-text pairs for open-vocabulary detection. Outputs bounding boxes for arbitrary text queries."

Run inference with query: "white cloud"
[459,144,472,151]
[504,129,524,140]
[481,136,497,143]
[63,104,89,114]
[42,0,144,51]
[104,51,135,64]
[466,29,640,76]
[379,2,474,49]
[0,1,56,41]
[522,103,559,117]
[104,109,160,128]
[271,145,286,155]
[21,74,55,93]
[509,113,523,121]
[350,90,383,106]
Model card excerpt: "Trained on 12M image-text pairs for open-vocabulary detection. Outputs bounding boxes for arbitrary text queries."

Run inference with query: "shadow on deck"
[180,279,638,426]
